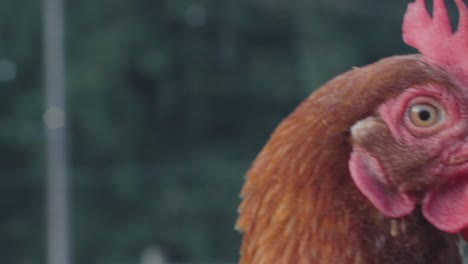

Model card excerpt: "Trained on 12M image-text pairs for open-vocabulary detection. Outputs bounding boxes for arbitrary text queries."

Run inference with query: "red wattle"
[349,148,415,218]
[461,228,468,242]
[422,176,468,234]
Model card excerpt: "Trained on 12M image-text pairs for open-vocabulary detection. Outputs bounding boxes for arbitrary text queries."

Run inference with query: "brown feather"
[236,55,462,264]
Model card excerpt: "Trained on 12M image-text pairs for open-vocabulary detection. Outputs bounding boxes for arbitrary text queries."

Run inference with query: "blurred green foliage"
[0,0,420,263]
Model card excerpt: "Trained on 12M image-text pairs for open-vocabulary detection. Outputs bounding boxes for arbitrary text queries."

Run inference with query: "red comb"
[403,0,468,78]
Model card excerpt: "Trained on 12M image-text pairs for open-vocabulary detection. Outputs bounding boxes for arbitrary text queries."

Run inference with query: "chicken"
[236,0,468,263]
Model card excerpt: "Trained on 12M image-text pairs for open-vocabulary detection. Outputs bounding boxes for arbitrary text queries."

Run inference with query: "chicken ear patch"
[349,147,415,217]
[422,175,468,239]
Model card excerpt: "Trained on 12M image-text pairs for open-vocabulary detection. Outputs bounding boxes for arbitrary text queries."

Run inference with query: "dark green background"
[3,0,464,263]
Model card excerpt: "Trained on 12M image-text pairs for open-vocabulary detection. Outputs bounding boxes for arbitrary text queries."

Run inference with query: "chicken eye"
[409,103,441,127]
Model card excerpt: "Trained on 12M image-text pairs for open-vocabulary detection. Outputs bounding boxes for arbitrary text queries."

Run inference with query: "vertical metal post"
[43,0,70,263]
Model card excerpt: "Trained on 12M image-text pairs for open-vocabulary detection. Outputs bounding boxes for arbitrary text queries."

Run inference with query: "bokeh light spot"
[43,107,65,129]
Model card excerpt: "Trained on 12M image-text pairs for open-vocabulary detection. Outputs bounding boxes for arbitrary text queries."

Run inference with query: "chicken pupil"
[418,110,431,121]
